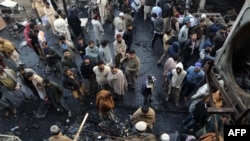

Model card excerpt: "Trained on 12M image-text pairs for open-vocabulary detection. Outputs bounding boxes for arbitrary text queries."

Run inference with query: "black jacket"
[145,0,155,6]
[67,13,83,37]
[193,101,209,125]
[162,3,172,18]
[123,29,133,47]
[62,73,82,90]
[44,47,61,65]
[80,62,95,79]
[76,42,88,57]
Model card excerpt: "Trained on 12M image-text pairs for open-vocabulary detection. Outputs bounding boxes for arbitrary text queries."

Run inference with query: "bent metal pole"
[74,113,89,141]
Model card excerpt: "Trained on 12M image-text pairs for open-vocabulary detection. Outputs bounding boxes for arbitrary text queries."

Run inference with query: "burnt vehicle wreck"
[212,0,250,124]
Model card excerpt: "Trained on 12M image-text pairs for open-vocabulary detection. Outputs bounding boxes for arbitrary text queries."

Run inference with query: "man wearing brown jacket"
[131,105,155,129]
[96,90,115,127]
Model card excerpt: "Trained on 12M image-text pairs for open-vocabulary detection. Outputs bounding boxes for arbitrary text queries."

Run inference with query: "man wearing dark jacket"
[42,41,62,75]
[43,79,71,117]
[62,67,88,102]
[80,55,96,95]
[123,23,133,53]
[76,36,87,58]
[161,0,173,32]
[67,8,83,38]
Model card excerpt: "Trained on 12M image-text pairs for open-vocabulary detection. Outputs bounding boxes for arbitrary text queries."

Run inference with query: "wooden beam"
[207,107,235,113]
[236,106,250,124]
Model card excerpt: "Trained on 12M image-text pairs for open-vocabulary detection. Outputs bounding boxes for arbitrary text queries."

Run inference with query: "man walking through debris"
[48,125,73,141]
[0,66,31,116]
[131,105,155,129]
[96,90,115,128]
[62,67,88,103]
[42,79,72,117]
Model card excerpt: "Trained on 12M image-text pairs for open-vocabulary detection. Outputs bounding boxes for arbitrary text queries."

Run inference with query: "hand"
[15,85,20,90]
[46,55,50,58]
[44,97,49,101]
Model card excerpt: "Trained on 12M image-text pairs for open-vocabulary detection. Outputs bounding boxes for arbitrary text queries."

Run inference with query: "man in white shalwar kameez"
[97,0,108,24]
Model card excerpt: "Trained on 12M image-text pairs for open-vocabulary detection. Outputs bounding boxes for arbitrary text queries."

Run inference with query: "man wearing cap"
[125,120,157,141]
[91,14,104,46]
[131,105,155,129]
[80,55,97,95]
[120,49,140,90]
[160,133,170,141]
[199,46,215,67]
[113,12,126,37]
[48,125,73,141]
[180,62,205,101]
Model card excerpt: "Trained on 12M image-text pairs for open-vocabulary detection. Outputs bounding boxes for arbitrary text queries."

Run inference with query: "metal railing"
[0,134,21,141]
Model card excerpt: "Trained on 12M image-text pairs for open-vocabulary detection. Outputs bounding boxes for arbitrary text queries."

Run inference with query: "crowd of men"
[0,0,234,140]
